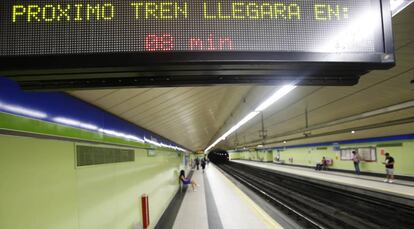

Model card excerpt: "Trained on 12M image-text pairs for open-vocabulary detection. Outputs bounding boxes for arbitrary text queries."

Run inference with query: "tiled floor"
[172,168,208,229]
[172,164,281,229]
[234,160,414,199]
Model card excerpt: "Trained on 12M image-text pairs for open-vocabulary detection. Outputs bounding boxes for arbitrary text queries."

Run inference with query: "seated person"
[275,155,280,162]
[179,170,199,191]
[315,157,327,171]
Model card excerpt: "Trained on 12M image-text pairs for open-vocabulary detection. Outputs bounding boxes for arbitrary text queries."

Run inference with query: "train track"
[217,162,414,229]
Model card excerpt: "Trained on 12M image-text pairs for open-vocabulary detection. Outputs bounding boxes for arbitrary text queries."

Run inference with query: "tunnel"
[207,149,229,164]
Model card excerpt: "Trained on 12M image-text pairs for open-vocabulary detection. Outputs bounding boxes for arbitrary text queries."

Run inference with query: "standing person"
[383,153,395,183]
[201,157,206,173]
[352,151,361,175]
[189,158,193,170]
[195,157,200,170]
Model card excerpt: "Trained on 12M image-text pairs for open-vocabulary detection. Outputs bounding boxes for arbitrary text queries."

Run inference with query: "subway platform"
[157,160,414,229]
[234,160,414,201]
[165,164,285,229]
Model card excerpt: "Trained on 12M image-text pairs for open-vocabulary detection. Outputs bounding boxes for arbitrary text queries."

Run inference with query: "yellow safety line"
[212,165,283,229]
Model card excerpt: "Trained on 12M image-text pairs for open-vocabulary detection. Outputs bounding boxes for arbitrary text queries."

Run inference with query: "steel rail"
[218,162,414,229]
[220,164,325,229]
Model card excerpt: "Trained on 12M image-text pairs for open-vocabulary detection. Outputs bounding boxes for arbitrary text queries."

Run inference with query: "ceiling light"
[390,0,414,16]
[99,128,127,138]
[97,128,146,143]
[124,135,145,143]
[53,117,98,130]
[0,101,48,119]
[255,85,297,112]
[143,138,186,152]
[144,137,161,147]
[351,130,355,134]
[283,141,287,144]
[0,102,183,151]
[205,84,296,152]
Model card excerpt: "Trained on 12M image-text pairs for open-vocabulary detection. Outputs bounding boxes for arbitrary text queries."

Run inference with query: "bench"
[179,170,194,192]
[274,159,285,164]
[180,181,188,192]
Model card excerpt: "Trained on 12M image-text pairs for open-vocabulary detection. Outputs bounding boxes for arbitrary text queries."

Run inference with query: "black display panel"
[0,0,387,54]
[0,0,395,89]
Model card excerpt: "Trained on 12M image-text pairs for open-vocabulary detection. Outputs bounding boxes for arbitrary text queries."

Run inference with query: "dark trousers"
[315,163,324,170]
[354,162,360,175]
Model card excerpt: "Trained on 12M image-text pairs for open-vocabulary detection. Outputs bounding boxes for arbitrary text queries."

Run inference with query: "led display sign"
[0,0,394,89]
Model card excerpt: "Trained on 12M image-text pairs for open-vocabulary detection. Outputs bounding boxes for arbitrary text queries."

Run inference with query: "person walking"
[195,157,200,170]
[352,151,361,175]
[201,156,206,173]
[383,152,395,183]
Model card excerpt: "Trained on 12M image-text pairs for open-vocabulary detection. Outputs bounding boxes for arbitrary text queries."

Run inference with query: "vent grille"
[376,142,403,147]
[76,145,134,166]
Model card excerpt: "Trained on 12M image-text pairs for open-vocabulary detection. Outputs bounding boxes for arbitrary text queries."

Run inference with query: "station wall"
[0,76,186,151]
[0,76,187,229]
[230,135,414,176]
[0,133,182,229]
[230,150,273,162]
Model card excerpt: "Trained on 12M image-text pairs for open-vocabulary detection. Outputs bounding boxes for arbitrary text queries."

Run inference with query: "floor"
[234,160,414,199]
[172,164,282,229]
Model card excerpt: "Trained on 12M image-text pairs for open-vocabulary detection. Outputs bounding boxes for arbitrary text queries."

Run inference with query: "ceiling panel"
[93,88,152,110]
[70,89,116,103]
[70,86,251,150]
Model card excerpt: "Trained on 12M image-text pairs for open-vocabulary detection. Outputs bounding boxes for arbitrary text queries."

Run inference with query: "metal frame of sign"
[0,0,394,90]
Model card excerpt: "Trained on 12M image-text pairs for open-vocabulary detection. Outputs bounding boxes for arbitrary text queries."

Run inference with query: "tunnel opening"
[207,149,229,164]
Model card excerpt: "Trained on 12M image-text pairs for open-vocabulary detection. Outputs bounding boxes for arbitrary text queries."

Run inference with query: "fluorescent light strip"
[391,0,414,16]
[0,102,185,151]
[391,0,405,11]
[53,117,98,130]
[255,85,297,112]
[144,137,162,147]
[97,128,145,143]
[145,138,187,151]
[0,101,48,119]
[205,85,296,152]
[220,111,260,140]
[124,134,145,143]
[176,147,186,152]
[51,118,185,150]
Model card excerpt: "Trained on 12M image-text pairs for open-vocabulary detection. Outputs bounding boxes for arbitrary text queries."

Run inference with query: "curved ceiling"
[69,5,414,151]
